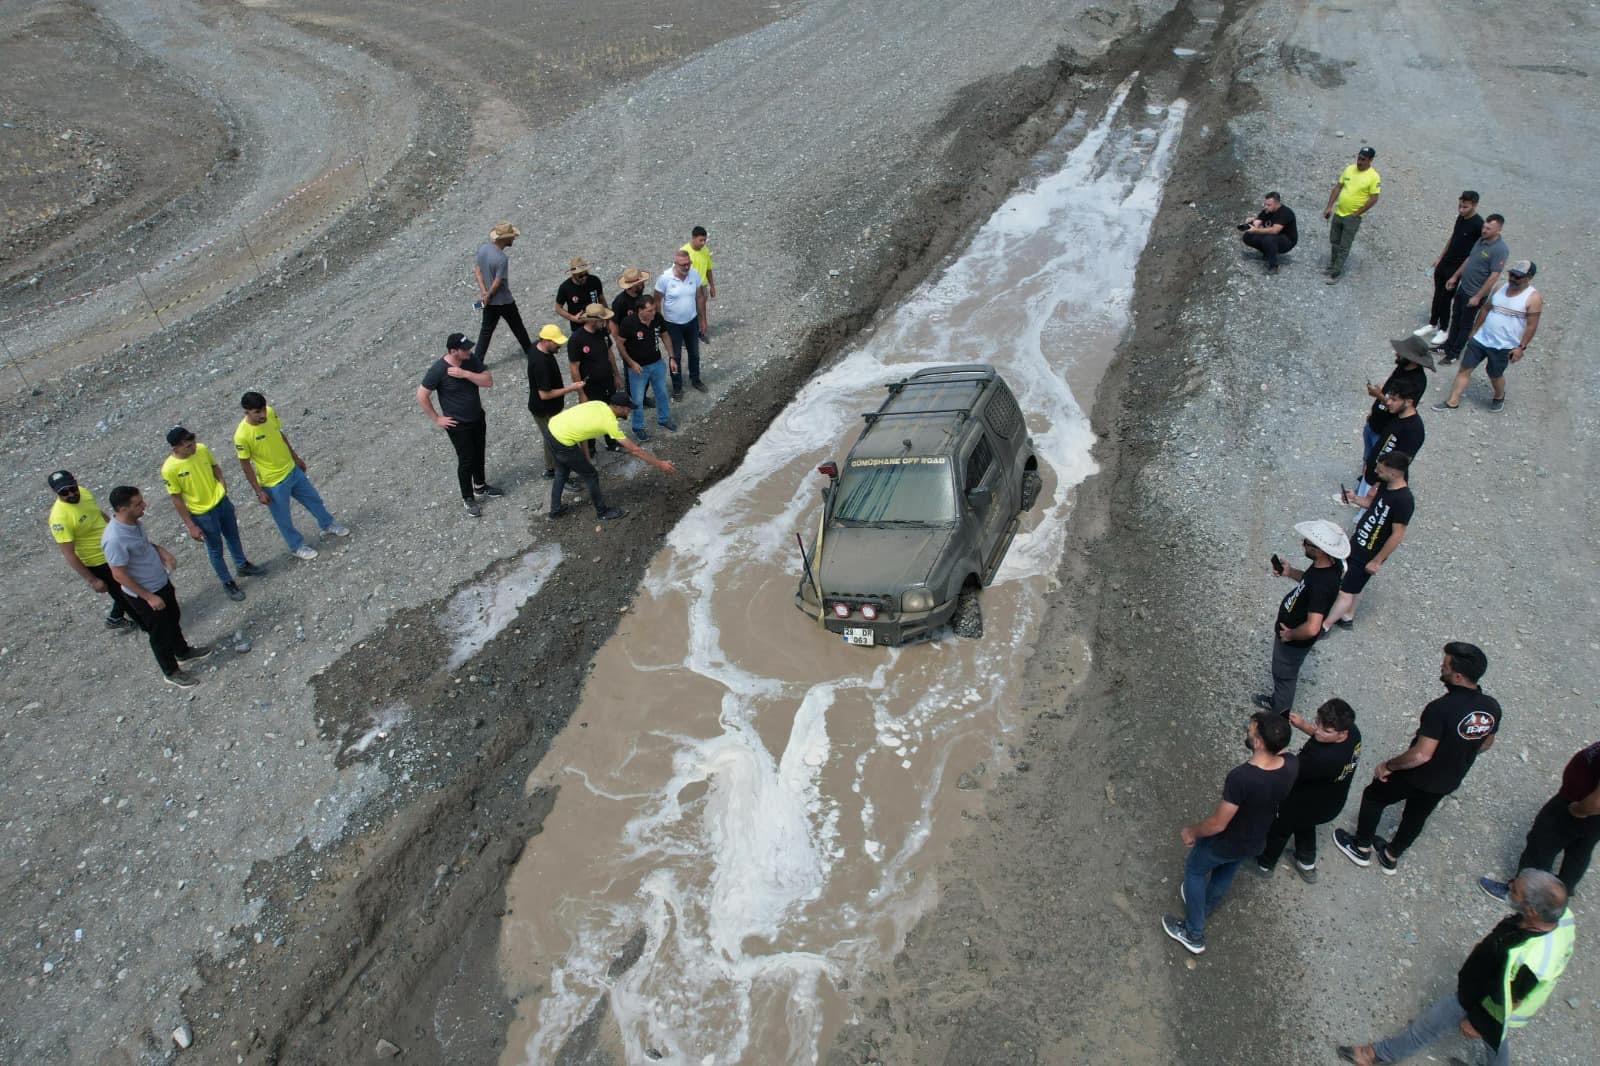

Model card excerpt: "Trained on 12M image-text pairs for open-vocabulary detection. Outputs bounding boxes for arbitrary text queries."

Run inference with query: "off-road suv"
[795,365,1041,646]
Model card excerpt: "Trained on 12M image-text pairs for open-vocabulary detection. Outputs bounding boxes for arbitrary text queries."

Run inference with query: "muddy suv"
[795,365,1041,646]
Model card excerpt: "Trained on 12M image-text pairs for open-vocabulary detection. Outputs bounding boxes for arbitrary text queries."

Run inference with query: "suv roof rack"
[863,408,970,424]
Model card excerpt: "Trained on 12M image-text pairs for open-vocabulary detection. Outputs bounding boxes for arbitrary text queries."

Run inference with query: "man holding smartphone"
[1254,519,1348,718]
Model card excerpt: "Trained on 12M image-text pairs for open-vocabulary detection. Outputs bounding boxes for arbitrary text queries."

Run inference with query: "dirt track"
[4,0,1597,1063]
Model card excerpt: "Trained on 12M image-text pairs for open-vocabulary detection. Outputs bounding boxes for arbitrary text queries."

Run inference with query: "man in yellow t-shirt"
[46,469,140,631]
[545,393,677,521]
[162,426,266,602]
[680,226,716,334]
[1322,146,1382,281]
[233,390,349,560]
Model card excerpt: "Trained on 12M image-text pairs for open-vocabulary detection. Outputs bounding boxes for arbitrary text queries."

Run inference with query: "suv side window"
[964,436,994,492]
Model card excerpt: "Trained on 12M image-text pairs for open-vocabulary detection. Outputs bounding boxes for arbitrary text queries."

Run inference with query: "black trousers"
[549,439,609,516]
[87,561,140,623]
[1354,775,1447,857]
[1428,259,1466,328]
[444,417,488,501]
[1518,794,1600,892]
[125,582,194,676]
[1440,285,1479,359]
[1242,232,1296,267]
[1259,791,1343,866]
[476,301,532,362]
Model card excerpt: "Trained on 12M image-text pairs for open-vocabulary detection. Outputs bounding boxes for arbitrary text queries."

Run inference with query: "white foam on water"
[440,544,563,670]
[513,75,1186,1064]
[343,702,408,756]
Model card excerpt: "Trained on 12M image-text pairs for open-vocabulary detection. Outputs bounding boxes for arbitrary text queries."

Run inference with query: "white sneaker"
[292,544,319,560]
[1430,328,1448,346]
[324,522,351,537]
[1411,325,1434,337]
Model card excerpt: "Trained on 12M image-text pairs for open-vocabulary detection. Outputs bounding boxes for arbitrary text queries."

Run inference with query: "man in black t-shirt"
[527,324,585,479]
[1413,191,1484,346]
[1254,519,1348,717]
[1162,712,1297,954]
[1339,870,1571,1065]
[567,305,622,452]
[618,296,680,440]
[1255,698,1361,881]
[556,258,607,333]
[1335,641,1501,874]
[416,332,498,517]
[1358,335,1432,473]
[1328,450,1414,629]
[1356,378,1423,495]
[1241,191,1298,273]
[610,267,664,407]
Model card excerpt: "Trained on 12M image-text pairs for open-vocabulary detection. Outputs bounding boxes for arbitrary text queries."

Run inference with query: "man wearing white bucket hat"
[1255,519,1349,718]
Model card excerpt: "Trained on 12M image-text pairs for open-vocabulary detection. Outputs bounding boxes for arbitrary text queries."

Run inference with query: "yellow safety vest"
[1482,908,1576,1031]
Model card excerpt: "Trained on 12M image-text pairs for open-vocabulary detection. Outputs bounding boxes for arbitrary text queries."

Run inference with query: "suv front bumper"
[793,585,954,647]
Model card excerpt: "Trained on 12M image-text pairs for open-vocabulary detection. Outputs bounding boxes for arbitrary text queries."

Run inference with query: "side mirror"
[817,461,838,480]
[966,485,992,510]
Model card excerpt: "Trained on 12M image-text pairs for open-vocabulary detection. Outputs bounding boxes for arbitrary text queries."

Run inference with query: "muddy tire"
[950,587,984,639]
[1020,469,1043,511]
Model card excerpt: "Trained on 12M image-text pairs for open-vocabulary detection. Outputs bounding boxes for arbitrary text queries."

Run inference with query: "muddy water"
[493,78,1185,1064]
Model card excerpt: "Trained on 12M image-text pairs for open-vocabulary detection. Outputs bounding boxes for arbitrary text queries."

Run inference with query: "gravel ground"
[874,0,1599,1063]
[0,0,1181,1062]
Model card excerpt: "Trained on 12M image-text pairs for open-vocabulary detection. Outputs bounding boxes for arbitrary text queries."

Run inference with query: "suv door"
[962,432,1012,577]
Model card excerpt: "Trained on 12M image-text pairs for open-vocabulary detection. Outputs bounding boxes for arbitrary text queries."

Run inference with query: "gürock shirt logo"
[1458,710,1495,739]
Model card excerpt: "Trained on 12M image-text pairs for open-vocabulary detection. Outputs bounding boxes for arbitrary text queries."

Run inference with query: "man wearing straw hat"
[1355,335,1433,479]
[474,222,533,363]
[1254,519,1349,718]
[611,267,665,408]
[556,257,607,334]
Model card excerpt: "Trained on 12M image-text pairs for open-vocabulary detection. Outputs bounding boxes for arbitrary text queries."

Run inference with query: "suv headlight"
[901,587,935,613]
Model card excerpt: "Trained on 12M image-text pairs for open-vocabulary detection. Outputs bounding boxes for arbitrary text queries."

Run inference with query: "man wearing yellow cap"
[527,323,585,478]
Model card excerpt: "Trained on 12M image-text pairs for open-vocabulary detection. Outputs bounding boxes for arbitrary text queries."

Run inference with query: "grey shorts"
[1461,339,1513,377]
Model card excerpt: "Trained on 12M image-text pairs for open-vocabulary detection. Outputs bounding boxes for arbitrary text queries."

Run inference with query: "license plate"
[843,627,875,646]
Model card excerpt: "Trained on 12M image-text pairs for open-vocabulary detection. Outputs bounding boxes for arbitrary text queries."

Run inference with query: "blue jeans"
[663,317,700,387]
[1361,423,1380,467]
[191,495,248,584]
[1183,836,1243,940]
[264,466,335,551]
[1370,993,1510,1064]
[628,361,671,432]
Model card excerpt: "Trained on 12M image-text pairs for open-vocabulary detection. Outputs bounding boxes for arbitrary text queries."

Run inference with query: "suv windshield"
[833,457,956,524]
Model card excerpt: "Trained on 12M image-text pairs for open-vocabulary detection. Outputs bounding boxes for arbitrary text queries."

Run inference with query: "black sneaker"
[691,379,707,392]
[176,644,213,664]
[634,429,651,442]
[1250,860,1274,879]
[1373,836,1399,875]
[1160,914,1205,954]
[604,439,621,453]
[543,468,557,480]
[1294,859,1319,884]
[236,561,268,577]
[1333,828,1371,867]
[1437,355,1458,366]
[598,507,627,521]
[1250,693,1277,713]
[1333,617,1355,629]
[1477,877,1511,903]
[672,387,683,401]
[642,396,656,408]
[546,506,571,521]
[473,484,504,498]
[105,614,135,631]
[223,581,246,602]
[164,669,200,689]
[464,499,483,518]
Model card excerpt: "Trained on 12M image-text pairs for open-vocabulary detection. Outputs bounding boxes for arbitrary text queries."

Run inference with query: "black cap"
[47,470,77,493]
[166,426,195,447]
[1357,146,1376,158]
[446,332,475,352]
[608,390,636,409]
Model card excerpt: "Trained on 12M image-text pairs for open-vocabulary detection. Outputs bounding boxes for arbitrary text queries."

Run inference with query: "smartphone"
[1271,553,1283,574]
[473,299,484,311]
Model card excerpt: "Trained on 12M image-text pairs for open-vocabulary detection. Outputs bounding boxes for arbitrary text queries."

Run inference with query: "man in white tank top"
[1435,260,1542,414]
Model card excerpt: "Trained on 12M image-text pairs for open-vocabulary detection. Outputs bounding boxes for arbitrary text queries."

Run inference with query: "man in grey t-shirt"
[1439,213,1508,363]
[100,486,211,687]
[473,221,534,364]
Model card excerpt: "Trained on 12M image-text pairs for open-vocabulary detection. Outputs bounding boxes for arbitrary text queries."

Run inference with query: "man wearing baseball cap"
[417,332,498,517]
[527,323,585,478]
[545,392,677,522]
[1255,519,1349,717]
[45,470,140,631]
[1436,260,1542,414]
[1336,642,1501,874]
[161,426,266,601]
[1322,146,1381,281]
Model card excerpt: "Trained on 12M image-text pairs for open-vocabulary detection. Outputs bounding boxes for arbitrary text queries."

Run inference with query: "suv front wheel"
[949,586,984,639]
